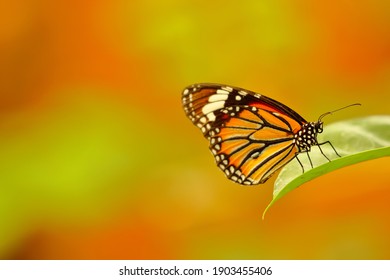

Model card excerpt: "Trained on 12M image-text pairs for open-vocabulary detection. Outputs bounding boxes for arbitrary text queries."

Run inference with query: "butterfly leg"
[317,141,341,161]
[306,151,314,168]
[295,155,305,173]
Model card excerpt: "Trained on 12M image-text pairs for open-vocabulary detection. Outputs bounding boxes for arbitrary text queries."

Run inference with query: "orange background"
[0,1,389,259]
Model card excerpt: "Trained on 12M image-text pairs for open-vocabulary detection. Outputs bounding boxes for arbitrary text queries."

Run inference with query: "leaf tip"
[262,202,273,220]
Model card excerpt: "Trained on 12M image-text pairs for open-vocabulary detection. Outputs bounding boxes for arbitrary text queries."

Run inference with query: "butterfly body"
[182,83,328,185]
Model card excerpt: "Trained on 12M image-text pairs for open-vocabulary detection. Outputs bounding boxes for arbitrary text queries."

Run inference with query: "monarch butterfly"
[182,83,359,185]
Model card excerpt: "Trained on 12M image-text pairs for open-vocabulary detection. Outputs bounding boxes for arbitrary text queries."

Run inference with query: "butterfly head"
[314,120,324,133]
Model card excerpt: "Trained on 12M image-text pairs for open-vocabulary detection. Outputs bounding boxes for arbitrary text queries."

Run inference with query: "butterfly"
[182,83,359,185]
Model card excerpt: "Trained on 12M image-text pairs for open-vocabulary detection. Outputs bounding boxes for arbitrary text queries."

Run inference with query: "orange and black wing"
[182,83,307,185]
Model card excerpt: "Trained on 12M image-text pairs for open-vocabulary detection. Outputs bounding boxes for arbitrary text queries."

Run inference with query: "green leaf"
[262,115,390,219]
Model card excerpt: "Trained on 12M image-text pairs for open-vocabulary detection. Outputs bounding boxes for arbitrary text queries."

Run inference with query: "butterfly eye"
[316,122,324,133]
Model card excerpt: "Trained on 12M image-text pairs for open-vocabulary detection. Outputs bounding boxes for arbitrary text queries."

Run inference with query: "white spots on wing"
[254,93,261,99]
[221,86,233,92]
[211,150,255,185]
[238,90,248,96]
[202,101,225,115]
[206,112,216,122]
[231,175,238,181]
[199,117,207,124]
[251,151,260,159]
[209,93,229,102]
[183,88,189,96]
[202,91,230,121]
[222,106,242,117]
[216,89,230,95]
[235,95,242,101]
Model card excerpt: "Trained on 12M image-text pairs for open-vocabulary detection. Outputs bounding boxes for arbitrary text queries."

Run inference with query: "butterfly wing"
[182,83,307,185]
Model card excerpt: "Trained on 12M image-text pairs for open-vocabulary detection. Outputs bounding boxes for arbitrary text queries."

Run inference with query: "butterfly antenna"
[318,103,361,122]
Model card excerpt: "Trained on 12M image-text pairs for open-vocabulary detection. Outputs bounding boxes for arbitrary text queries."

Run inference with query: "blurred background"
[0,0,389,259]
